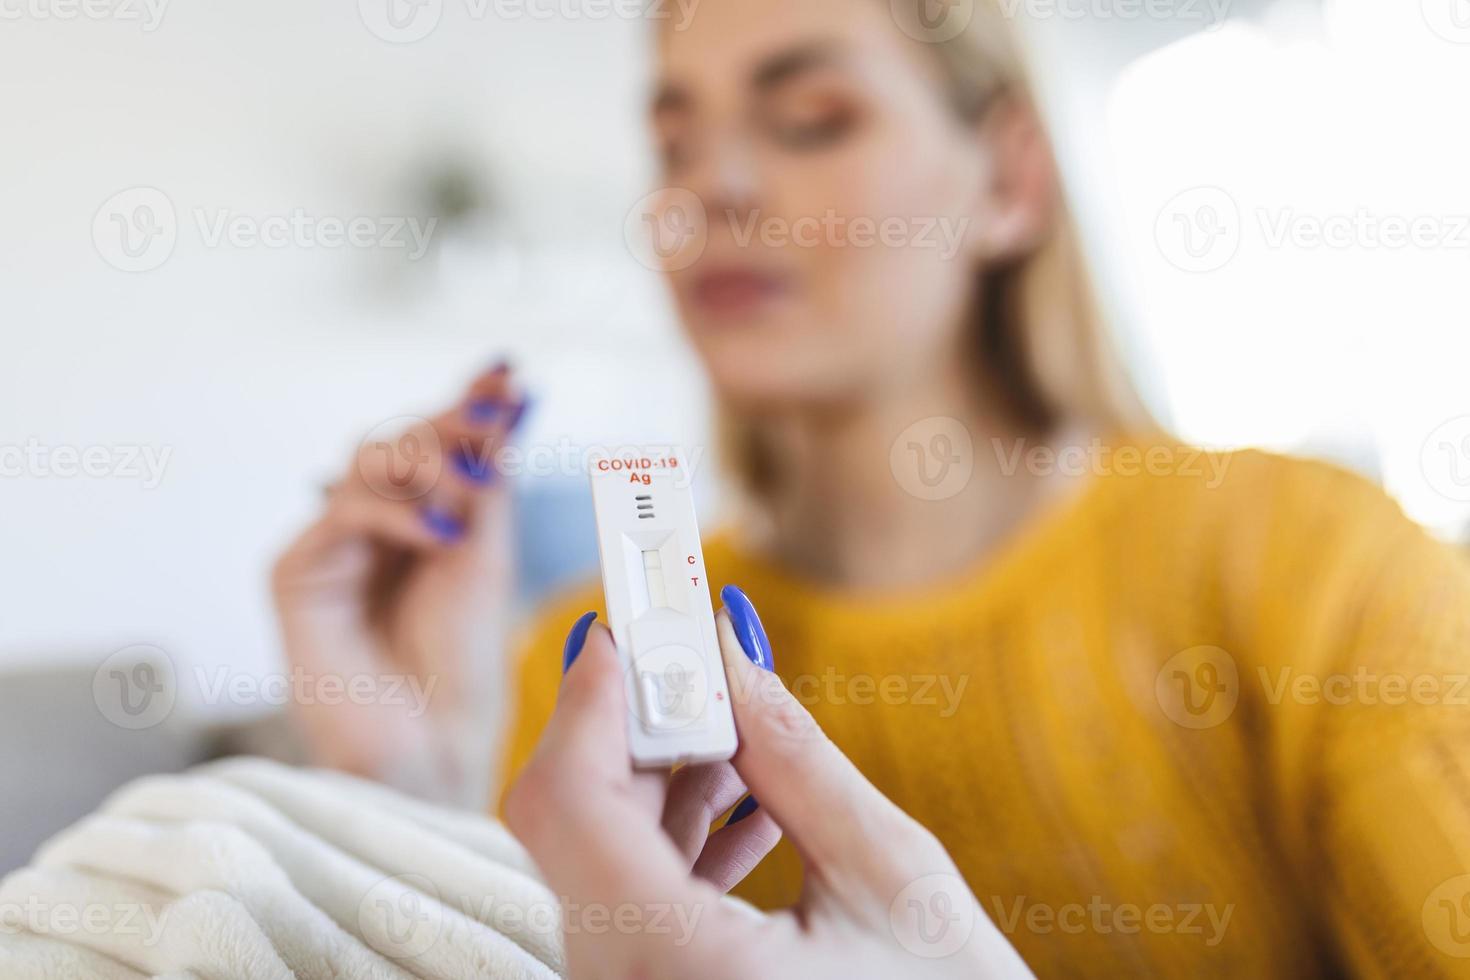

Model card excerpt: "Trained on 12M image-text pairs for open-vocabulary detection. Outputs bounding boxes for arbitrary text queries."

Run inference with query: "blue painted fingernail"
[420,505,464,542]
[466,396,531,430]
[451,447,496,485]
[507,397,532,433]
[562,611,598,674]
[467,398,511,425]
[725,795,759,827]
[721,585,774,672]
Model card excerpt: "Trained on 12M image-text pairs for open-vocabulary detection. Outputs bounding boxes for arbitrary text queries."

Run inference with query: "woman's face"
[653,0,1000,410]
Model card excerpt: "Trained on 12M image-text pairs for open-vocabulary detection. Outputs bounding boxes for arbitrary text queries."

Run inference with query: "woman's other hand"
[272,363,526,804]
[505,606,1033,980]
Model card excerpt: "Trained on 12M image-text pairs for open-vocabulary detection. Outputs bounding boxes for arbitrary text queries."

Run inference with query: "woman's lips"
[690,267,791,316]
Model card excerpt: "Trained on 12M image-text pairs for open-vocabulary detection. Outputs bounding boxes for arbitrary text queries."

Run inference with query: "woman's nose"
[682,130,760,219]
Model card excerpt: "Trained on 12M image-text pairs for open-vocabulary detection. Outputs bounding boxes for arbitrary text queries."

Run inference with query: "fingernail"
[507,396,532,433]
[467,398,513,425]
[725,795,759,827]
[451,446,496,485]
[562,611,598,674]
[466,396,531,432]
[721,585,774,672]
[420,505,465,542]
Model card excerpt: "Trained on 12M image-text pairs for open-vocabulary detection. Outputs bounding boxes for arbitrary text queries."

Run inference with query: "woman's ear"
[966,95,1060,263]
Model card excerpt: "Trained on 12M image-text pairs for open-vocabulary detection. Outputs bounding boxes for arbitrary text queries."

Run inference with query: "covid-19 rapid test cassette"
[589,450,738,769]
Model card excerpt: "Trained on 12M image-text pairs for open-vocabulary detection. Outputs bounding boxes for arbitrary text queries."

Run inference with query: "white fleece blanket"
[0,758,567,979]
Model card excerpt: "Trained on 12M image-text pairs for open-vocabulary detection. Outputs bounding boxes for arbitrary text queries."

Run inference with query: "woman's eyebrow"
[751,41,844,91]
[650,40,844,115]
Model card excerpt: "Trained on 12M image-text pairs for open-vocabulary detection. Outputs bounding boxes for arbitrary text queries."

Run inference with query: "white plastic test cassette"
[589,450,737,769]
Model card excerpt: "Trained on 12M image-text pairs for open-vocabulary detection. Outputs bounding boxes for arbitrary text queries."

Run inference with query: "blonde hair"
[724,0,1154,497]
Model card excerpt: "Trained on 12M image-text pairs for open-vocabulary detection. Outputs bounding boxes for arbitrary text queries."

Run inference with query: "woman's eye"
[765,105,857,151]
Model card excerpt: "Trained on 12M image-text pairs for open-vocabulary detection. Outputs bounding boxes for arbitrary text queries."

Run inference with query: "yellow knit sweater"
[501,447,1470,977]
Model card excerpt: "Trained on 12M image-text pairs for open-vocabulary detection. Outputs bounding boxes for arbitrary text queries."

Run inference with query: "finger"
[442,362,528,495]
[717,611,940,892]
[348,363,526,536]
[506,623,693,906]
[661,762,749,866]
[691,806,782,894]
[272,489,447,597]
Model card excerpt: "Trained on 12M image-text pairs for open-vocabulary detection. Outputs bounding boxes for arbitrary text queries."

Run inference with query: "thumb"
[715,605,934,894]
